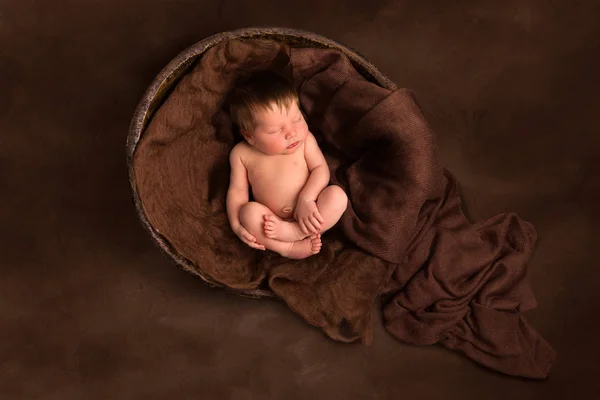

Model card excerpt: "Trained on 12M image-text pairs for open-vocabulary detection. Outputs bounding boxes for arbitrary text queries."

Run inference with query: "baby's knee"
[328,185,348,208]
[239,202,265,233]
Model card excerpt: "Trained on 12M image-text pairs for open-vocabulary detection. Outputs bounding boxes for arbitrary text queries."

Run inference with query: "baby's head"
[229,70,308,155]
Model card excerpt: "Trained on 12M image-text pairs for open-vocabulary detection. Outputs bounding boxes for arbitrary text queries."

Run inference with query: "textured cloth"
[133,38,555,378]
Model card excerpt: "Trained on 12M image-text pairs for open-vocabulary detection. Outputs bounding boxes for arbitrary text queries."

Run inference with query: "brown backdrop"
[2,0,599,398]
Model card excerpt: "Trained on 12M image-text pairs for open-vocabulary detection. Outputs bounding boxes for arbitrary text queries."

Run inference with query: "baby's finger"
[306,219,318,234]
[242,231,256,242]
[314,210,325,224]
[309,216,322,231]
[245,239,265,250]
[299,220,309,235]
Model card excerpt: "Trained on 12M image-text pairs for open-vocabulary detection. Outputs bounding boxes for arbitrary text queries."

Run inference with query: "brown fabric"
[295,51,556,378]
[134,39,392,345]
[8,0,600,396]
[133,38,554,378]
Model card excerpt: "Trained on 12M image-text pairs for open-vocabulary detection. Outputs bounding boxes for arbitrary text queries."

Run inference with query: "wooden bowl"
[126,27,396,298]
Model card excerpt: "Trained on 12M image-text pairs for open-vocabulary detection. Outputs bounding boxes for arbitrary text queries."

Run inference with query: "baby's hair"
[228,70,299,135]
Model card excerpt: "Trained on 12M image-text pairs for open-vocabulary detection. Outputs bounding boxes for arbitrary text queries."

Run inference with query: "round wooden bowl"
[126,27,396,298]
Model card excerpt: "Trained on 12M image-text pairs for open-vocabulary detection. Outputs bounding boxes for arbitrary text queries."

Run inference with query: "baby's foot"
[284,234,322,260]
[264,214,306,242]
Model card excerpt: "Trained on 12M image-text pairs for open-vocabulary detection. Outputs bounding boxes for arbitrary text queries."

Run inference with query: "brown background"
[1,0,599,398]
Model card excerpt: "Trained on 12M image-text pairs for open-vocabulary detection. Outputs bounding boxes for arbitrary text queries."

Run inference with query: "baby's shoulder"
[230,141,251,158]
[230,141,261,169]
[231,140,251,152]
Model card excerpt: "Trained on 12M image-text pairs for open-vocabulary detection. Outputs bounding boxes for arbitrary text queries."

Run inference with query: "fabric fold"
[133,38,555,379]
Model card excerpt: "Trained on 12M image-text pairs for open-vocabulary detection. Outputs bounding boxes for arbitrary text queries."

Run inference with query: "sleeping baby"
[226,70,348,259]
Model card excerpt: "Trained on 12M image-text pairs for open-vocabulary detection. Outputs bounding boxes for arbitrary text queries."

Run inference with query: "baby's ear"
[241,130,254,144]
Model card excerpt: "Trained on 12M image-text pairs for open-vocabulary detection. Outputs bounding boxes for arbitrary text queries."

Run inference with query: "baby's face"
[244,102,308,155]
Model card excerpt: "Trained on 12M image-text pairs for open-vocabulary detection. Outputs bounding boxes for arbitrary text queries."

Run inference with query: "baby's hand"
[232,224,265,251]
[295,199,325,235]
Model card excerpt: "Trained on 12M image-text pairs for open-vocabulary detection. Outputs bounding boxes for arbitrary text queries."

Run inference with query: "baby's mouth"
[287,141,299,149]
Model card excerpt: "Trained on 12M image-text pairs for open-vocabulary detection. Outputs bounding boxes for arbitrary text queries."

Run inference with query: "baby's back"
[236,142,309,219]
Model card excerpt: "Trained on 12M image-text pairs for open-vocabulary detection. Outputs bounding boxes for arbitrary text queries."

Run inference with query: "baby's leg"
[264,185,349,239]
[239,202,321,259]
[315,185,348,232]
[263,214,307,242]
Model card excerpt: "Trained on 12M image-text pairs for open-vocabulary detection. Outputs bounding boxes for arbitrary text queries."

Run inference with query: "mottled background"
[1,0,599,398]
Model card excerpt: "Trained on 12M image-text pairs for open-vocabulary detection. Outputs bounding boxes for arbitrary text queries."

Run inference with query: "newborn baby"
[226,71,348,259]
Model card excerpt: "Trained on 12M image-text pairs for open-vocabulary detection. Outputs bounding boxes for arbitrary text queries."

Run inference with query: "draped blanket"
[133,39,555,378]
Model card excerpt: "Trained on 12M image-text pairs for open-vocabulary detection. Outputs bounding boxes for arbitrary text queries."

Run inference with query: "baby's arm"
[295,133,330,234]
[299,132,330,202]
[226,145,265,250]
